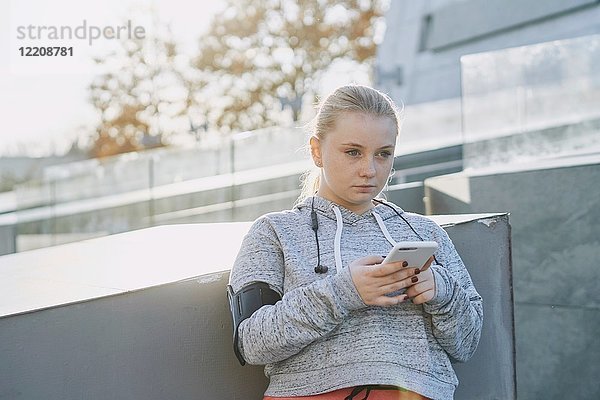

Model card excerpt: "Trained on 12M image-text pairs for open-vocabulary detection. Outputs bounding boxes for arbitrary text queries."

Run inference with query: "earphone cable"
[311,197,327,273]
[372,198,441,266]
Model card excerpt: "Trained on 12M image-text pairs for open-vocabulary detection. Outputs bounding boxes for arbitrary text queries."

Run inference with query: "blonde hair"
[296,84,402,204]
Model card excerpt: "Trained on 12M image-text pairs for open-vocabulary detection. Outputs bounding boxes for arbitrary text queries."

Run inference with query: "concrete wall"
[0,274,266,400]
[376,0,600,105]
[440,214,515,400]
[0,215,514,400]
[424,156,600,399]
[386,182,425,214]
[0,222,15,255]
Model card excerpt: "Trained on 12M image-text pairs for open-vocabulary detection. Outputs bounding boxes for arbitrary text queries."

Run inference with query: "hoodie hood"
[295,195,405,224]
[296,195,405,273]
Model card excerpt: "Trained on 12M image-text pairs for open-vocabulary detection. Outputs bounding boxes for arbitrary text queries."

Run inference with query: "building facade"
[375,0,600,105]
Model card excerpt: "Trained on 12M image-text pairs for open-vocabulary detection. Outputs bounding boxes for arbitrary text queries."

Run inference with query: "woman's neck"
[314,192,375,215]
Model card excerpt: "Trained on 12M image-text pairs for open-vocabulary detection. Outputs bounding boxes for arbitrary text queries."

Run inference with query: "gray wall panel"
[427,0,598,50]
[0,275,268,400]
[425,159,600,399]
[377,0,600,104]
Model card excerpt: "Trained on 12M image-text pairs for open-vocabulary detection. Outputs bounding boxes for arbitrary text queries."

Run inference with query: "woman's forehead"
[328,112,397,145]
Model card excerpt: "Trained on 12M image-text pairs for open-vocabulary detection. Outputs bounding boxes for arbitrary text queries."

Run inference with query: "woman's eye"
[346,150,360,156]
[378,151,392,158]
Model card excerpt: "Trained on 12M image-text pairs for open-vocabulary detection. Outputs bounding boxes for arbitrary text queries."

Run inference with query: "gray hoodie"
[229,195,483,399]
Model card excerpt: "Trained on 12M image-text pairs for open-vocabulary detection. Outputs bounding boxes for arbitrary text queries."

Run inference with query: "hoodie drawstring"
[331,207,397,273]
[373,211,397,247]
[332,206,344,273]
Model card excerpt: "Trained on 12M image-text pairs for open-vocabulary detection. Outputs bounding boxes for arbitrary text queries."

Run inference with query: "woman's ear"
[309,136,322,168]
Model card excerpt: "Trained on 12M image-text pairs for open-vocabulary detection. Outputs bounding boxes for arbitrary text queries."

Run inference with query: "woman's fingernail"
[411,276,419,283]
[414,268,421,275]
[402,261,408,267]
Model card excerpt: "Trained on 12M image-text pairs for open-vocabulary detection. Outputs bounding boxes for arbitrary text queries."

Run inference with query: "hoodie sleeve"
[422,223,484,362]
[228,216,366,365]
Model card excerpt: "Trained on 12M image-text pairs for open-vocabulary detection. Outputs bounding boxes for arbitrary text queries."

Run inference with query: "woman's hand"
[348,255,421,307]
[405,256,436,304]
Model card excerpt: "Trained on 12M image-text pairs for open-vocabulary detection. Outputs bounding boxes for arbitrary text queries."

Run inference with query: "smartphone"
[382,241,438,268]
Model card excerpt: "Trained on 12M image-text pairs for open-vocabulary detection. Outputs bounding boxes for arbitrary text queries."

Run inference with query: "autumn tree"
[85,1,388,154]
[193,0,388,133]
[88,16,199,158]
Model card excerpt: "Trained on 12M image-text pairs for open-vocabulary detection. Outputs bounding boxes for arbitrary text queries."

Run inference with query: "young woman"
[228,85,483,400]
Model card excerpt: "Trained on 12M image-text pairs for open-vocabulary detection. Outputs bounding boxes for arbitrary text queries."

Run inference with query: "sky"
[0,0,227,156]
[0,0,372,157]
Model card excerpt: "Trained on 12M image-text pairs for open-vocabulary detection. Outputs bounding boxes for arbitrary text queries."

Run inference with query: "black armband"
[227,282,281,365]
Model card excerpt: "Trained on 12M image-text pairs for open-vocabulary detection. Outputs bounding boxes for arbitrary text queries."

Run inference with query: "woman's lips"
[353,185,377,193]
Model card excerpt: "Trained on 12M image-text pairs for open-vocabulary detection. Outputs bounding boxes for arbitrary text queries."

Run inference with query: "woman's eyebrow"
[340,142,364,148]
[340,142,395,149]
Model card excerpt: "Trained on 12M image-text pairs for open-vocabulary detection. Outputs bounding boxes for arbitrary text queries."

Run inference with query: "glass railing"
[11,126,310,251]
[14,126,309,211]
[460,34,600,168]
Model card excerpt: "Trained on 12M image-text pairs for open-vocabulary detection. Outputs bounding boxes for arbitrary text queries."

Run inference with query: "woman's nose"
[359,158,376,178]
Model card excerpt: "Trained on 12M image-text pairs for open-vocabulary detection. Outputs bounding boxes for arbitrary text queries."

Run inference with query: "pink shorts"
[263,386,430,400]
